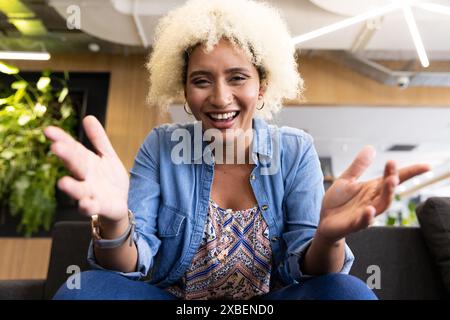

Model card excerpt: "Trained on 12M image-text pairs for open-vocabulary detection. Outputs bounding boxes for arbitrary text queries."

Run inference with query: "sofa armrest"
[44,221,91,299]
[347,226,446,299]
[0,279,45,300]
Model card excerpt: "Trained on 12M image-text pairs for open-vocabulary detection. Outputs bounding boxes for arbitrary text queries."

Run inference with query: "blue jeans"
[53,270,377,300]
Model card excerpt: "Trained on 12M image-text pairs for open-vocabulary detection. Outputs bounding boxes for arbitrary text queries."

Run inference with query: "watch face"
[91,214,101,240]
[90,212,135,248]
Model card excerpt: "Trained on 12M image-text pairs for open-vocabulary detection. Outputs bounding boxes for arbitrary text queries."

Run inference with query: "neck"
[217,131,253,165]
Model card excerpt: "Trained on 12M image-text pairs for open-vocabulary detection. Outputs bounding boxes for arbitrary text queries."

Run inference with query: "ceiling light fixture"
[0,51,50,60]
[401,3,429,67]
[88,43,100,52]
[398,170,450,198]
[291,2,400,45]
[414,2,450,16]
[292,0,450,68]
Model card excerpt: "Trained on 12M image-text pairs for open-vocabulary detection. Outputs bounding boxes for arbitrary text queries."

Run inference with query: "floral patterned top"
[165,199,273,300]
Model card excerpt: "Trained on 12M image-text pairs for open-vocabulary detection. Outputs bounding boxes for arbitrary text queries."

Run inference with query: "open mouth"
[206,111,240,122]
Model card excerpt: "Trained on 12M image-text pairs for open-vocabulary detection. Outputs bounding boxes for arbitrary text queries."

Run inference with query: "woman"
[47,0,428,300]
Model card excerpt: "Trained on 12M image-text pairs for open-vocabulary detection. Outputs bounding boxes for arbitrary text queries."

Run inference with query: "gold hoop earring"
[256,100,265,110]
[184,102,193,115]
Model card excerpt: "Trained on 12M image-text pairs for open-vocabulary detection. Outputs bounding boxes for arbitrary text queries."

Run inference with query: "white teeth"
[209,112,237,120]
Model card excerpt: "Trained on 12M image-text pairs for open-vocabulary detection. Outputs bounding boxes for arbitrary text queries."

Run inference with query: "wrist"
[97,213,130,239]
[301,230,346,275]
[92,210,136,249]
[314,228,345,248]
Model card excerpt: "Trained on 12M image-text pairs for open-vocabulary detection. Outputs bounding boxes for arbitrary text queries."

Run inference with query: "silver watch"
[91,210,136,249]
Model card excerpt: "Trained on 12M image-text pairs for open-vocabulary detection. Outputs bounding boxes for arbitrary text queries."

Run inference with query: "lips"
[209,111,237,120]
[205,111,240,129]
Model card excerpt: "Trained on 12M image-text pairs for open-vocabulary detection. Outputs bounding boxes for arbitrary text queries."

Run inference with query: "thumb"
[339,145,376,180]
[82,116,117,157]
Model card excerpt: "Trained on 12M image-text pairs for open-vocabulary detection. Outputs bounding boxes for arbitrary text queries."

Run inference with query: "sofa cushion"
[416,197,450,295]
[0,279,45,300]
[347,226,445,299]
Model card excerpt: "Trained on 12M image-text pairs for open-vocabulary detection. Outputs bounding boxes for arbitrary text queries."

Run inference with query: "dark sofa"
[0,198,448,300]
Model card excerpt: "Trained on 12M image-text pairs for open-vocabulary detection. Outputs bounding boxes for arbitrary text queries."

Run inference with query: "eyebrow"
[189,67,251,79]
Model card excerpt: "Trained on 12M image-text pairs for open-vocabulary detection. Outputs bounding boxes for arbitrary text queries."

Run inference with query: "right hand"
[44,115,130,224]
[317,146,429,244]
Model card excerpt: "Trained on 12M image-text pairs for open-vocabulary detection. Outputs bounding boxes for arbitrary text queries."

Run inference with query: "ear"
[258,81,267,98]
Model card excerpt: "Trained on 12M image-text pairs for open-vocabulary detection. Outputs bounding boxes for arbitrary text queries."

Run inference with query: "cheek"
[239,86,260,112]
[186,88,206,112]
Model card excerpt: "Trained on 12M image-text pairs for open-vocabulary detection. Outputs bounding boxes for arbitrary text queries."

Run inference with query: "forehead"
[187,39,254,71]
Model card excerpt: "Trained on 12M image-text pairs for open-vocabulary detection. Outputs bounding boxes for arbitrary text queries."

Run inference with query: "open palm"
[44,116,129,223]
[317,146,430,244]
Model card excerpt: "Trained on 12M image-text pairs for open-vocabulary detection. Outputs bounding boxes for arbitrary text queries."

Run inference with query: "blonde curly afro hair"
[146,0,303,120]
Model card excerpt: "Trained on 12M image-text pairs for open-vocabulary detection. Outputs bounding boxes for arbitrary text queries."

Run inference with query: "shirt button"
[250,174,256,180]
[261,204,268,211]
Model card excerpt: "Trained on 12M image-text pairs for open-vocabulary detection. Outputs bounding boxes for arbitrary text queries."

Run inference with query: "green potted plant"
[0,61,77,236]
[385,194,419,227]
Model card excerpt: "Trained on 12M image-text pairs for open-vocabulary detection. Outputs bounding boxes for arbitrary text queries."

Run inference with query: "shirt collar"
[252,117,273,160]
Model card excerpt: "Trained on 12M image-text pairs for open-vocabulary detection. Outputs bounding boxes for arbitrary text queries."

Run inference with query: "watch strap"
[92,210,135,249]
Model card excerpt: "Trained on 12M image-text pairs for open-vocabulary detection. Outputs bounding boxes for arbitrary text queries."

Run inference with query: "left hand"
[316,146,430,244]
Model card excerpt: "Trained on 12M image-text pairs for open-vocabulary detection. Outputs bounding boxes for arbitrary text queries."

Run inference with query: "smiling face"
[184,38,264,145]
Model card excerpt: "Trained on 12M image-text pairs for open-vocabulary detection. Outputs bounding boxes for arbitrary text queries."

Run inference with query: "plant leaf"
[13,88,25,103]
[58,87,68,103]
[60,104,72,119]
[11,80,28,90]
[386,216,396,226]
[33,103,47,117]
[0,61,19,74]
[37,77,51,91]
[18,114,32,126]
[14,176,30,192]
[0,150,15,160]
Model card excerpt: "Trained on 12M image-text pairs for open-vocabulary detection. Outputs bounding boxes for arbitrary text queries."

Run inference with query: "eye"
[230,75,248,83]
[192,79,210,86]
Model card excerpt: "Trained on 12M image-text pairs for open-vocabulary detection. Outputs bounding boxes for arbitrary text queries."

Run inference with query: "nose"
[209,80,233,109]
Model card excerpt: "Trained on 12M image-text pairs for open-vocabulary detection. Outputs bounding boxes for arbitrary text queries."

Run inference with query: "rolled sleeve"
[287,239,355,282]
[86,128,163,281]
[87,230,154,280]
[279,131,354,284]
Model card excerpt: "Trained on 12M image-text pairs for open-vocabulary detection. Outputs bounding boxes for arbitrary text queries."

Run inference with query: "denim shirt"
[88,117,354,287]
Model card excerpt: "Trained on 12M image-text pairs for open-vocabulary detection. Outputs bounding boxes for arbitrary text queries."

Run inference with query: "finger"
[51,141,91,180]
[339,145,376,180]
[383,160,397,179]
[373,175,399,213]
[44,125,75,144]
[340,205,376,234]
[57,176,91,201]
[375,160,397,194]
[357,206,376,229]
[83,116,117,157]
[45,125,92,179]
[398,164,430,183]
[78,197,101,217]
[323,179,363,210]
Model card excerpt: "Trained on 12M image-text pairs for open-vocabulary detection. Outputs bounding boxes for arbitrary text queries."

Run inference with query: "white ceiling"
[49,0,450,60]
